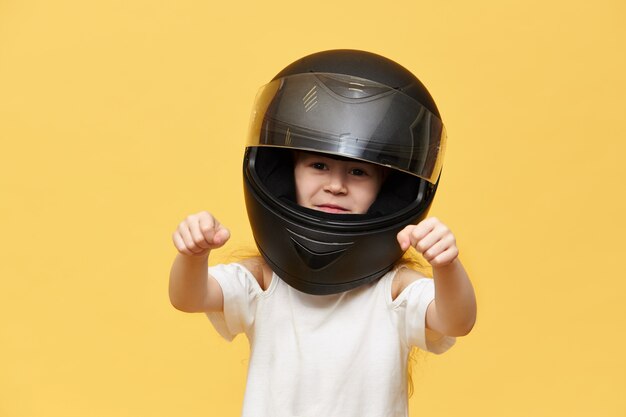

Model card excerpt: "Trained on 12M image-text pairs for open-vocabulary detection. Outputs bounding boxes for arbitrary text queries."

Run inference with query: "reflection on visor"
[247,73,446,184]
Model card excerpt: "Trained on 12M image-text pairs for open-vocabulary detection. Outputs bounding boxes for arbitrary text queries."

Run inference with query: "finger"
[172,232,194,256]
[422,234,455,261]
[189,219,212,250]
[178,222,204,254]
[213,226,231,247]
[198,213,218,243]
[396,226,415,251]
[409,218,439,247]
[414,223,449,254]
[430,246,459,267]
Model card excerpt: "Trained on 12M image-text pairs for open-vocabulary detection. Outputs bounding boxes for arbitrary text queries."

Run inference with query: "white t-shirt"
[207,263,455,417]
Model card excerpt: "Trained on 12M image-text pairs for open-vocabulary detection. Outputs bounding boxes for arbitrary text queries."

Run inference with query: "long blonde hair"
[395,248,432,398]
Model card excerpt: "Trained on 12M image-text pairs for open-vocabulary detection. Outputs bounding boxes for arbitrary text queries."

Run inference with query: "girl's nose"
[324,172,347,195]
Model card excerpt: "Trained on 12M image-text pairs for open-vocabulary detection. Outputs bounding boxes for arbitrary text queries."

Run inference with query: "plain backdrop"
[1,0,625,416]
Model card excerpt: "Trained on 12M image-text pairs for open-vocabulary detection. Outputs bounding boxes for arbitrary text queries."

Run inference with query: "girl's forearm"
[432,258,477,336]
[169,252,210,312]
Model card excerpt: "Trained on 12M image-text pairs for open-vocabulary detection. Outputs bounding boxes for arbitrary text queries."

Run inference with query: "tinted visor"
[247,73,446,184]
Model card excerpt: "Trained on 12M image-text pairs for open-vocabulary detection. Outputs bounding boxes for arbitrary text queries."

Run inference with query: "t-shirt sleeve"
[205,263,262,341]
[401,278,456,354]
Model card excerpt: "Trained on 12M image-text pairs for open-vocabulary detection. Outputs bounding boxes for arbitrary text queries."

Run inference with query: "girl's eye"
[312,162,327,170]
[350,168,366,176]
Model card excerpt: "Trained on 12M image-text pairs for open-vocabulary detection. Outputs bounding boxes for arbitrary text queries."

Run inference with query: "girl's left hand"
[396,217,459,267]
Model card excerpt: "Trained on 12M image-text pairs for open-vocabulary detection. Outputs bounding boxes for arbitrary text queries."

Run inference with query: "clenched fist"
[172,211,231,257]
[396,217,459,267]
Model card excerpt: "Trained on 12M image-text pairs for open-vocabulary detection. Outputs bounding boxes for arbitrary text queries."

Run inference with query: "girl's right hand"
[172,211,231,257]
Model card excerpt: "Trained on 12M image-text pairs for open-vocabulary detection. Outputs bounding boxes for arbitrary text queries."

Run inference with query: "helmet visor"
[247,73,446,184]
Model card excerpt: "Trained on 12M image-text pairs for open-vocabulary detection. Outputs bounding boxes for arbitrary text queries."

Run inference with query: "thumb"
[396,227,411,251]
[212,226,231,247]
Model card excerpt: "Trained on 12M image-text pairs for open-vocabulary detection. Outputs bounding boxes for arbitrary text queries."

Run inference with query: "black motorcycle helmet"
[243,49,446,295]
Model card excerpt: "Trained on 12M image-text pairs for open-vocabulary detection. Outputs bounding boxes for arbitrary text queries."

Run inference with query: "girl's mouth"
[315,204,349,214]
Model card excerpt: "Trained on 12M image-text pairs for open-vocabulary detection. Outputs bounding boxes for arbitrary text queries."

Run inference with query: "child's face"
[293,152,387,214]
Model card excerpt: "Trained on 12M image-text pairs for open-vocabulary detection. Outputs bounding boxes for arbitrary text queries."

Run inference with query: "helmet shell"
[243,49,445,295]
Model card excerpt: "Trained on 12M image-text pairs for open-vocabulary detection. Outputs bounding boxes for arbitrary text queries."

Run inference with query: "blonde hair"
[220,246,263,264]
[395,248,432,398]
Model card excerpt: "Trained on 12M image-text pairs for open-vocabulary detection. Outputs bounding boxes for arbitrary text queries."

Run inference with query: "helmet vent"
[287,228,353,270]
[303,85,318,112]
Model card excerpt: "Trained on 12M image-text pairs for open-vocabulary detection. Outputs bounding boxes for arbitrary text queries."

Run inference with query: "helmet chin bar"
[287,228,354,270]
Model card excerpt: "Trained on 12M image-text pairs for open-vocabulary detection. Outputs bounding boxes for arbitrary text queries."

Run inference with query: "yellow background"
[1,0,625,416]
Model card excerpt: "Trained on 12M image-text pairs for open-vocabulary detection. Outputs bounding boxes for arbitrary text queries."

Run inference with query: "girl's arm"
[169,211,230,313]
[396,217,477,337]
[427,258,476,336]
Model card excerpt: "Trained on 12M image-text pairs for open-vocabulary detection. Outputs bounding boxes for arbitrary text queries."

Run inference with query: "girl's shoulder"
[237,257,273,290]
[391,266,429,301]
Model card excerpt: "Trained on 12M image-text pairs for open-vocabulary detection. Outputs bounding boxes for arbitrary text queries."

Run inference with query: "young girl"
[169,50,476,417]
